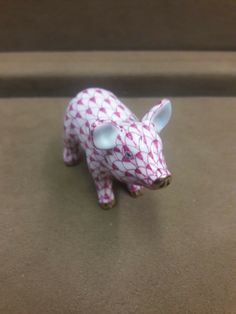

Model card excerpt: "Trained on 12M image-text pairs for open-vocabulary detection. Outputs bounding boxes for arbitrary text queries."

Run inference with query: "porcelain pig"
[63,88,172,209]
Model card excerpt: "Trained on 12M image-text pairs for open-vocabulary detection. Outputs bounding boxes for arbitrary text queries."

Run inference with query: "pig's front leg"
[127,184,144,198]
[87,155,115,209]
[63,137,81,167]
[94,176,115,209]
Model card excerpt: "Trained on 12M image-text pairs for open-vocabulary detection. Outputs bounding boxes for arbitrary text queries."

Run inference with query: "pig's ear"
[92,123,119,149]
[142,99,172,132]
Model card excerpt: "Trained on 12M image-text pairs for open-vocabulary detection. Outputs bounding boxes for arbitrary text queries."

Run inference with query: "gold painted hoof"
[129,188,144,198]
[100,199,116,210]
[64,158,81,167]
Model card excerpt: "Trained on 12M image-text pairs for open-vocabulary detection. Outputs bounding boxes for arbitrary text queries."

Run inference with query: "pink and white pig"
[63,88,172,209]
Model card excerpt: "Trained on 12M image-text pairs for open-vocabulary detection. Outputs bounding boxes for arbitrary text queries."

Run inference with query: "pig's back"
[64,88,137,148]
[67,88,136,122]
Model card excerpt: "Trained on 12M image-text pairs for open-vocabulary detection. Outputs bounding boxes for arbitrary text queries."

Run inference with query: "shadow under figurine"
[63,88,172,209]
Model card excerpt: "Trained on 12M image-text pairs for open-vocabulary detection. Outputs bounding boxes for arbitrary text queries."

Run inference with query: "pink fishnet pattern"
[63,88,170,204]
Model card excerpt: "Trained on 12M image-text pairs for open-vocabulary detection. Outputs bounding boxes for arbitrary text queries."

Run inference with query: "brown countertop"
[0,97,235,313]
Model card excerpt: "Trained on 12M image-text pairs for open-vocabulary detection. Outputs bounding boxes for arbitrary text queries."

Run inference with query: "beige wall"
[0,0,235,51]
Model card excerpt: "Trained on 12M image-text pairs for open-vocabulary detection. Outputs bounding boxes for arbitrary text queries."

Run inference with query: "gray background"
[0,0,236,51]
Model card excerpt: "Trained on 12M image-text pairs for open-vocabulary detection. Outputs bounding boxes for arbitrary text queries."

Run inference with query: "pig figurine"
[63,88,172,209]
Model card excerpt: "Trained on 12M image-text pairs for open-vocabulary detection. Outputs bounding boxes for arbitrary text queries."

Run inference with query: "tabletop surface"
[0,97,235,314]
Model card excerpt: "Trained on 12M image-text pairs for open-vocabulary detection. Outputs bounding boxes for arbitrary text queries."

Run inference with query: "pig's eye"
[125,151,133,159]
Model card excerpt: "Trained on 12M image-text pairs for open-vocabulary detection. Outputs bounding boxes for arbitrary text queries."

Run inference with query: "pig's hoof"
[64,158,81,167]
[100,199,116,210]
[129,188,144,198]
[63,148,81,166]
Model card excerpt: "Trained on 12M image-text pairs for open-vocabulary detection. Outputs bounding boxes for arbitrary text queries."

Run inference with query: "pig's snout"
[152,175,172,189]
